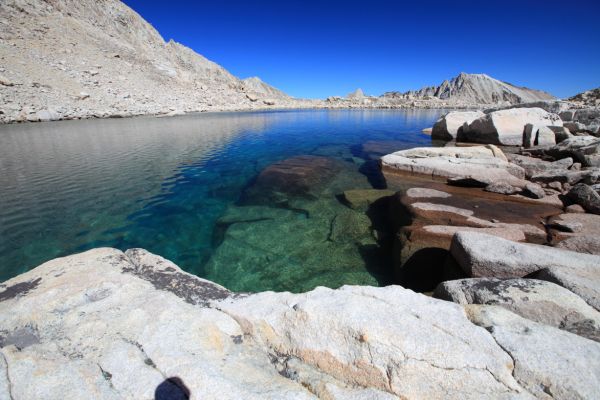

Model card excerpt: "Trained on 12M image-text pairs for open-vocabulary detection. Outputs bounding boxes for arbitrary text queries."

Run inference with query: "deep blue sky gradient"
[122,0,600,99]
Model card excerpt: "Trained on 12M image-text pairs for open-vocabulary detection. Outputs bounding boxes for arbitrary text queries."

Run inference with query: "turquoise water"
[0,109,441,291]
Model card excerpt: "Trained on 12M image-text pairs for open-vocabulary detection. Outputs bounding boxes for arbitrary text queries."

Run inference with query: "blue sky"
[122,0,600,99]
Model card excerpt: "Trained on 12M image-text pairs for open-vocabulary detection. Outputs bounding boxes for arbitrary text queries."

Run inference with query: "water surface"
[0,109,441,291]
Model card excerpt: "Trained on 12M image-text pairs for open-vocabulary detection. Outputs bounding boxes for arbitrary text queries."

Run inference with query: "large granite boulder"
[0,248,564,399]
[431,111,484,141]
[450,231,600,278]
[381,146,527,187]
[459,107,562,146]
[435,278,600,341]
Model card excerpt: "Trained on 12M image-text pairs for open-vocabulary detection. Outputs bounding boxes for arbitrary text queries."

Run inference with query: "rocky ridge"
[0,0,582,124]
[383,73,555,105]
[0,0,310,123]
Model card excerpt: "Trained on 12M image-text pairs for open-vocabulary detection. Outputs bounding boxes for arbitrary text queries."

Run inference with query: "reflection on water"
[0,109,442,289]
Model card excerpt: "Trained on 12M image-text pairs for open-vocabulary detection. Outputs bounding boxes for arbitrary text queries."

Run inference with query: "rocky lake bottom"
[0,109,442,291]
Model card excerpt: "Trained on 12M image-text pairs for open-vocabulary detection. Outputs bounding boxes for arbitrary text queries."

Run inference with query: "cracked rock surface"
[1,248,598,399]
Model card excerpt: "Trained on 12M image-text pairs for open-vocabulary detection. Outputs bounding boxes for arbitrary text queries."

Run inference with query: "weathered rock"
[506,153,573,179]
[381,146,526,187]
[533,262,600,311]
[529,168,599,186]
[547,135,600,167]
[565,204,586,213]
[567,183,600,214]
[484,181,520,195]
[221,286,531,399]
[459,108,562,146]
[548,125,572,143]
[523,124,556,147]
[0,248,543,399]
[555,236,600,255]
[450,231,600,278]
[548,212,600,236]
[563,121,587,134]
[0,74,13,86]
[522,182,545,199]
[431,111,484,141]
[467,305,600,399]
[342,189,395,211]
[405,187,451,199]
[435,278,600,341]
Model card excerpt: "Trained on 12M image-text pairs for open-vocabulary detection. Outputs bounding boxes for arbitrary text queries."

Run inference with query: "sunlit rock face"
[3,248,599,399]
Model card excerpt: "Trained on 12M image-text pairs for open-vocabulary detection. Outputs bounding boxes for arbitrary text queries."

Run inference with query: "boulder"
[0,248,543,399]
[467,305,600,399]
[35,109,60,122]
[563,121,587,134]
[435,278,600,341]
[381,146,527,187]
[548,212,600,236]
[450,231,600,278]
[431,111,484,141]
[484,182,520,195]
[556,236,600,255]
[459,107,562,146]
[506,153,572,179]
[547,135,600,167]
[522,182,545,199]
[533,263,600,311]
[529,168,599,186]
[548,125,572,142]
[523,124,556,147]
[567,183,600,214]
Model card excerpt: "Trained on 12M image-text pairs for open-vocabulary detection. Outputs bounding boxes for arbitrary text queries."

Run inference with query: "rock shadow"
[155,377,190,400]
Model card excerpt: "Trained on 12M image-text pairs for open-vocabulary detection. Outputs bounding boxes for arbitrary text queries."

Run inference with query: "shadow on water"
[155,377,190,400]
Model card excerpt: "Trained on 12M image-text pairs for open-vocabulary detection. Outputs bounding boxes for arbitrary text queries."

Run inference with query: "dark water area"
[0,109,443,291]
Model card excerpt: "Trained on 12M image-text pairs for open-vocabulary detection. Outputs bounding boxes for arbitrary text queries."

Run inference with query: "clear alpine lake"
[0,109,443,291]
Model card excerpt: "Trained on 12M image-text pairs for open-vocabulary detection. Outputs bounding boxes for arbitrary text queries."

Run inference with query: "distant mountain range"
[382,73,555,105]
[0,0,592,123]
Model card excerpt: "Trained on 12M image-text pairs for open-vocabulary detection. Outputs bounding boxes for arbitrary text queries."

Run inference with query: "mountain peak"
[406,73,554,105]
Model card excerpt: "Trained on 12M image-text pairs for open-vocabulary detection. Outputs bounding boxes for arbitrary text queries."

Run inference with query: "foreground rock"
[435,278,600,341]
[458,107,562,146]
[0,248,570,399]
[467,305,600,399]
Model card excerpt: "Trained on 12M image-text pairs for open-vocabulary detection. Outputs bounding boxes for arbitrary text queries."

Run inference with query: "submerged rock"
[341,189,395,211]
[242,155,342,204]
